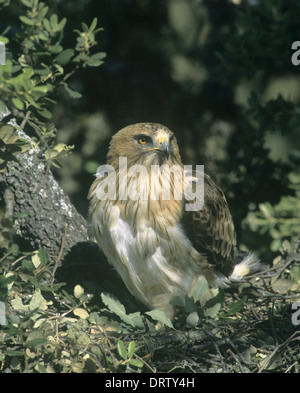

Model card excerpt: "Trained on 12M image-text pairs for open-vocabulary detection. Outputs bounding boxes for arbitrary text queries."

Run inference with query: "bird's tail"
[229,252,261,282]
[213,251,261,288]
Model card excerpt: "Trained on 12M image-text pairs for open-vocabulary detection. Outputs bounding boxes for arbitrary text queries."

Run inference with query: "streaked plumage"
[88,123,259,319]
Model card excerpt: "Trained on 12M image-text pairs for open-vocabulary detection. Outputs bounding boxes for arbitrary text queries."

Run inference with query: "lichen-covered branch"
[1,117,89,261]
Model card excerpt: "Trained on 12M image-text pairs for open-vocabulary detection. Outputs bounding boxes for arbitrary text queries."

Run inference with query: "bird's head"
[107,122,182,168]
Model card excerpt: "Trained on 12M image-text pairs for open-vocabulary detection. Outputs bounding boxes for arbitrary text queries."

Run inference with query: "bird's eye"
[135,134,152,146]
[136,135,152,145]
[138,137,147,145]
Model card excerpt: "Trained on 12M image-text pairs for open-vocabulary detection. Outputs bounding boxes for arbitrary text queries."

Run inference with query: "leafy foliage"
[101,292,145,329]
[1,235,298,373]
[0,124,30,171]
[1,0,300,374]
[0,0,105,169]
[209,2,300,257]
[245,172,300,253]
[116,340,143,369]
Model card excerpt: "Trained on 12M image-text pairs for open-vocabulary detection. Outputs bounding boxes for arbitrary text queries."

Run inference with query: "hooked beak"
[159,139,170,159]
[147,138,170,159]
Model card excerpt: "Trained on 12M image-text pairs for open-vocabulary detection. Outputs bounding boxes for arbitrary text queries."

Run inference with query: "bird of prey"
[88,123,259,319]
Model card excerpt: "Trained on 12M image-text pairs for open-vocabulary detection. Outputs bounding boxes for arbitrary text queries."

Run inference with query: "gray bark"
[0,114,90,262]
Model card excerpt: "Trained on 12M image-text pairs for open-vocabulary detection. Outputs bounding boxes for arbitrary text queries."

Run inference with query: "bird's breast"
[90,197,201,306]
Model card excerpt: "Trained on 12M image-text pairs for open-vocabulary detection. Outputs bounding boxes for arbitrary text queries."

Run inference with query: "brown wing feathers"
[183,173,237,276]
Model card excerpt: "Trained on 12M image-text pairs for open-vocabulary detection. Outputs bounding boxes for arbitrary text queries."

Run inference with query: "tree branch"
[1,118,89,262]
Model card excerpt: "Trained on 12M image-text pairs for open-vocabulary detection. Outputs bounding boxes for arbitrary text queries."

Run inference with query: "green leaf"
[204,303,222,319]
[62,82,82,99]
[23,93,41,109]
[225,296,247,316]
[49,44,63,54]
[19,15,35,26]
[50,14,58,28]
[264,355,282,371]
[32,84,50,95]
[290,265,300,291]
[101,293,126,314]
[81,22,89,33]
[89,17,98,32]
[193,276,209,300]
[26,331,46,347]
[39,4,49,20]
[32,252,41,269]
[259,202,274,218]
[20,0,33,7]
[62,289,77,307]
[101,292,141,327]
[127,341,135,358]
[5,350,24,357]
[271,278,292,294]
[74,284,84,298]
[42,18,51,32]
[184,295,198,313]
[129,358,144,368]
[271,239,282,252]
[85,52,106,67]
[56,17,67,32]
[0,124,17,144]
[145,309,174,329]
[36,248,49,266]
[117,340,127,360]
[186,311,200,327]
[192,276,210,305]
[205,288,224,309]
[27,276,41,288]
[37,109,53,119]
[0,35,9,44]
[127,311,144,329]
[28,289,47,312]
[21,259,35,273]
[73,308,89,319]
[11,295,29,312]
[12,97,25,110]
[55,49,74,66]
[169,295,185,308]
[36,32,49,41]
[0,99,7,113]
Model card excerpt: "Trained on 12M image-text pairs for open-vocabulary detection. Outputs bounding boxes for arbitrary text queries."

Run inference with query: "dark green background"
[3,0,300,257]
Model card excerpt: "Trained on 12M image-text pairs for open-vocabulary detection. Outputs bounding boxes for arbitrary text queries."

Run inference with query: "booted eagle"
[88,123,259,319]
